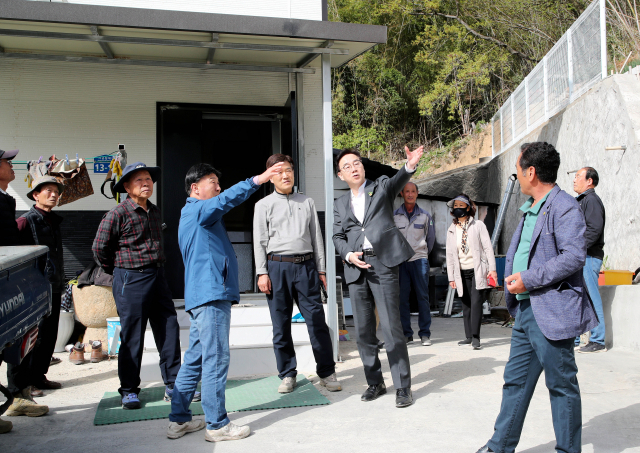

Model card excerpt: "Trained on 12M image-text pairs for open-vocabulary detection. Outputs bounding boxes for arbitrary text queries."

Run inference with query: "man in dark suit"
[476,142,597,453]
[332,145,423,408]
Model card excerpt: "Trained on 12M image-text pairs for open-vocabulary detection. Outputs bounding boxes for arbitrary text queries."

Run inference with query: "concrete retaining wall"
[493,74,640,272]
[601,285,640,352]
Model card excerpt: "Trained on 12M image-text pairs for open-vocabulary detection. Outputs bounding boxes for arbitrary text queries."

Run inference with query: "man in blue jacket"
[167,161,282,443]
[476,142,597,453]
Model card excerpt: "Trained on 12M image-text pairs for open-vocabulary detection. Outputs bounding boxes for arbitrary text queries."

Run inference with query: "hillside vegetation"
[330,0,639,170]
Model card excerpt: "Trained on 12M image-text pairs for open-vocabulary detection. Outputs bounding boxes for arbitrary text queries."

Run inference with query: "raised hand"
[405,145,424,171]
[257,162,284,185]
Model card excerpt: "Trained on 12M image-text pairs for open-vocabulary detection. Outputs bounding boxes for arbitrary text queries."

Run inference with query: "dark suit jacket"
[333,165,416,284]
[505,185,598,340]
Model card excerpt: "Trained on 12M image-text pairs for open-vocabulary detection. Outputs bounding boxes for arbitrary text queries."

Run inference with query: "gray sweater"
[253,191,325,275]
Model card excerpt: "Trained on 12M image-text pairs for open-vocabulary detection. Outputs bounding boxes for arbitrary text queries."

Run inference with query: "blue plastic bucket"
[106,317,121,355]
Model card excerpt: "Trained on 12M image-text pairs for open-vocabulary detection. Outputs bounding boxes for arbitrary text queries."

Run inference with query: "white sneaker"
[421,336,432,346]
[278,376,296,393]
[318,373,342,392]
[205,422,251,442]
[167,420,206,439]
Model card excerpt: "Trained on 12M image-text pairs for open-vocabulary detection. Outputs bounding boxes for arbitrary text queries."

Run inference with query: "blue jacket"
[178,177,259,310]
[505,185,598,340]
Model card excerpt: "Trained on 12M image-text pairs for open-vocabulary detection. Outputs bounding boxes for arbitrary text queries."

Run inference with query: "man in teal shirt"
[476,142,597,453]
[511,190,551,301]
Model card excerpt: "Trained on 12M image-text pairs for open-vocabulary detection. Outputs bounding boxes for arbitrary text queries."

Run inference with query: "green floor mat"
[93,375,329,426]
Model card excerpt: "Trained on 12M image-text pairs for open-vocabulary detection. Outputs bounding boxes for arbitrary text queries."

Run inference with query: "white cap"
[0,149,19,161]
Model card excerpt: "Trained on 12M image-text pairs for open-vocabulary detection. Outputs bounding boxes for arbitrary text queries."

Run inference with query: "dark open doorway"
[158,101,296,299]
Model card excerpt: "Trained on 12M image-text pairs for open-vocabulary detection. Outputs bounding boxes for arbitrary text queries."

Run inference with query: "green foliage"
[330,0,595,161]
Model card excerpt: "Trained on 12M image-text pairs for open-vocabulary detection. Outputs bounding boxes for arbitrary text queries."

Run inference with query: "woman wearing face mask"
[445,194,497,350]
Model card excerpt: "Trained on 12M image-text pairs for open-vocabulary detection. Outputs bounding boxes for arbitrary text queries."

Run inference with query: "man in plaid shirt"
[93,162,186,410]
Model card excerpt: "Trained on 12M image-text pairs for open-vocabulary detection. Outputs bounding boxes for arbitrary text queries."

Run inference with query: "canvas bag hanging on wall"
[49,157,94,206]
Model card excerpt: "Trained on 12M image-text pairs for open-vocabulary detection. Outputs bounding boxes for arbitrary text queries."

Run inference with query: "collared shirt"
[92,197,165,272]
[512,190,552,300]
[346,163,415,263]
[350,180,373,250]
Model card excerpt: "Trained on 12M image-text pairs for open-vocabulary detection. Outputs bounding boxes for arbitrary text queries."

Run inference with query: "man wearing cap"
[0,149,23,433]
[93,162,182,410]
[5,177,66,418]
[0,149,20,247]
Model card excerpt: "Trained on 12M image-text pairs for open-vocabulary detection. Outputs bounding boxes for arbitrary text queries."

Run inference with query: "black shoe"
[378,340,385,351]
[361,383,386,402]
[406,336,414,344]
[458,338,472,345]
[395,388,413,408]
[472,338,482,350]
[475,446,494,453]
[578,342,606,353]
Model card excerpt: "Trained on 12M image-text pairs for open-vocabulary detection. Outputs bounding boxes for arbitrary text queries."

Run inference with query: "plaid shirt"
[92,197,165,272]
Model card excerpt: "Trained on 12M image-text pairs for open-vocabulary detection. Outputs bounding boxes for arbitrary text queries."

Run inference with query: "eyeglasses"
[341,160,363,172]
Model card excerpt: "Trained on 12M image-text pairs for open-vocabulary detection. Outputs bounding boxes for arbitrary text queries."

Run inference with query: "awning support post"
[321,53,338,361]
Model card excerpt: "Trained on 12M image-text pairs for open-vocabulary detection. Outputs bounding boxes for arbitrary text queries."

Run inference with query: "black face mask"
[452,207,469,218]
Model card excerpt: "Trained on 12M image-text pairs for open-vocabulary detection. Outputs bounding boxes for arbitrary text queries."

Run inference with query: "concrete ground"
[1,316,639,453]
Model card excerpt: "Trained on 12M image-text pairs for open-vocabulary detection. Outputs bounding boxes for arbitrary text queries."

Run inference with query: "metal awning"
[0,0,387,73]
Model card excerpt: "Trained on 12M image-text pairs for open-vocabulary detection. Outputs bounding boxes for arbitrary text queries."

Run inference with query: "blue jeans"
[169,301,231,430]
[399,258,432,338]
[575,256,604,345]
[488,299,582,453]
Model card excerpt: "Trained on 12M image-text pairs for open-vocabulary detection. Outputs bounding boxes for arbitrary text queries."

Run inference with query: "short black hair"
[266,153,294,169]
[334,148,361,175]
[184,163,221,195]
[583,167,599,187]
[519,142,561,184]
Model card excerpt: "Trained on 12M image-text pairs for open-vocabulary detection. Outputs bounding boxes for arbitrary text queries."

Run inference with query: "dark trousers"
[112,266,181,395]
[348,254,411,389]
[399,258,432,338]
[487,299,582,453]
[266,259,335,379]
[460,269,483,339]
[7,292,62,394]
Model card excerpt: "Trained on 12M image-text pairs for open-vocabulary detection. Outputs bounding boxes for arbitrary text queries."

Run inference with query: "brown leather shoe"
[69,342,86,365]
[90,341,108,363]
[30,387,44,397]
[34,378,62,390]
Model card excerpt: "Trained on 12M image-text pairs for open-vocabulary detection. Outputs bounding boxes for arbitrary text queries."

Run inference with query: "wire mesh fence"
[492,0,605,156]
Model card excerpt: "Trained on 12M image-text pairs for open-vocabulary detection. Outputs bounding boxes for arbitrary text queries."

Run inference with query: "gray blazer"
[333,166,416,284]
[505,185,598,340]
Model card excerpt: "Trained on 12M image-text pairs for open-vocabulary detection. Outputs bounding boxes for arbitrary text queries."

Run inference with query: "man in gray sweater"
[253,154,341,394]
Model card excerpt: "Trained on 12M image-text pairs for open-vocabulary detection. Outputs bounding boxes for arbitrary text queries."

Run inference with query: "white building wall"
[0,59,304,211]
[301,71,326,211]
[30,0,323,21]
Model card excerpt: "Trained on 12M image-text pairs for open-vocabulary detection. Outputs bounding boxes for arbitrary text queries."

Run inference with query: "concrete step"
[141,295,315,381]
[173,302,301,328]
[140,342,316,381]
[143,322,312,351]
